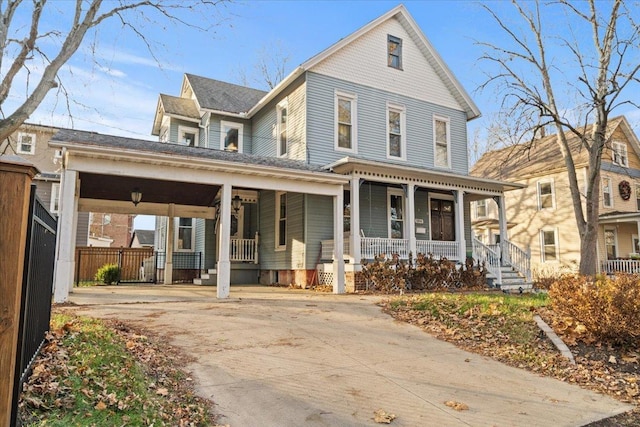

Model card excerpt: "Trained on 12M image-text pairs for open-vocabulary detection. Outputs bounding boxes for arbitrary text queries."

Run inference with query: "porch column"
[333,190,345,294]
[164,204,175,285]
[217,183,232,298]
[350,176,361,267]
[454,189,466,261]
[494,195,509,264]
[407,183,417,258]
[54,169,79,303]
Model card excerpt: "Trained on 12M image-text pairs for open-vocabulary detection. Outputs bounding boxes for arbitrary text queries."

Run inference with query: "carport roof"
[50,129,328,174]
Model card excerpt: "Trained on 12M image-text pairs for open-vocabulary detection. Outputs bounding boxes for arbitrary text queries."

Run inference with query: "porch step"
[193,269,217,286]
[488,266,533,292]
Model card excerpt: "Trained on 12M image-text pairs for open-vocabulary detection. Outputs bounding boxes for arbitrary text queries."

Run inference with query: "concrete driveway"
[69,285,632,426]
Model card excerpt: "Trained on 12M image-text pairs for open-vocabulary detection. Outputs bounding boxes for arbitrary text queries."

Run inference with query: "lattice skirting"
[318,271,334,285]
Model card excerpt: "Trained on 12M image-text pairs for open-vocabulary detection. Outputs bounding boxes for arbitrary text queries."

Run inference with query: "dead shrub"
[360,253,487,293]
[549,274,640,345]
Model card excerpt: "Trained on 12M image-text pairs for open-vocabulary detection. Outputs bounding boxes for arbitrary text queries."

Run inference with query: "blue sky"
[6,1,639,229]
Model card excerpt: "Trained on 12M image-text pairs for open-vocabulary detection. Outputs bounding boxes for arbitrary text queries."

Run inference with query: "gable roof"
[131,229,154,246]
[185,74,267,115]
[471,116,635,181]
[247,4,480,120]
[151,94,201,135]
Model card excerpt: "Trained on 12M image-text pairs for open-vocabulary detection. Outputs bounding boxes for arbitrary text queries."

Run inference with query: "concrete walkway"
[68,285,633,426]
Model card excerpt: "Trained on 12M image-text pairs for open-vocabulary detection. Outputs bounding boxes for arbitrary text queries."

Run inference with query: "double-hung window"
[603,177,613,208]
[275,192,287,249]
[17,132,36,155]
[433,116,450,168]
[335,91,357,152]
[612,141,628,167]
[50,183,60,214]
[475,199,487,218]
[220,121,243,152]
[177,218,193,250]
[277,100,288,156]
[537,180,555,210]
[387,35,402,69]
[540,229,558,262]
[387,103,406,160]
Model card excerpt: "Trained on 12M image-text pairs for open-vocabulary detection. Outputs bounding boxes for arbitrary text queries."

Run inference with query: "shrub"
[360,253,487,293]
[549,274,640,345]
[95,263,120,285]
[532,263,576,290]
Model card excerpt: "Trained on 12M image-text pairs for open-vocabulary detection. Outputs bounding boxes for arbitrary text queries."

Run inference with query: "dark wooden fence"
[11,185,57,426]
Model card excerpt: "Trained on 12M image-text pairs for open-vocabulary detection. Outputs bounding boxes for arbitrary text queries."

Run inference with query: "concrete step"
[194,269,217,285]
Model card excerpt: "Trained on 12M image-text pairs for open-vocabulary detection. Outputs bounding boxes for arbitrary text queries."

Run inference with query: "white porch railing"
[230,233,259,263]
[361,237,409,259]
[416,240,460,260]
[320,239,351,260]
[472,237,502,284]
[601,259,640,274]
[503,239,531,282]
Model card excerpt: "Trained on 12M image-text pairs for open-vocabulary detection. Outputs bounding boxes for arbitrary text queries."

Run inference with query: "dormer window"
[178,126,198,147]
[612,141,628,167]
[220,121,243,152]
[387,35,402,69]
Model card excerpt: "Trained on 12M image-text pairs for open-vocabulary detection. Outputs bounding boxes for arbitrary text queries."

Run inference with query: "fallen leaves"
[444,400,469,411]
[373,409,397,424]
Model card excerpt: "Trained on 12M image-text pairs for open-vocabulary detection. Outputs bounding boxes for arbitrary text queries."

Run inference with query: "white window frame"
[603,177,613,208]
[540,228,559,263]
[604,227,618,260]
[475,199,487,219]
[335,90,357,153]
[276,99,288,157]
[50,183,60,214]
[612,141,628,167]
[275,192,287,250]
[220,121,244,153]
[386,102,406,160]
[387,34,402,70]
[387,188,405,239]
[537,179,556,210]
[177,125,199,147]
[433,115,451,169]
[175,217,194,252]
[17,132,36,155]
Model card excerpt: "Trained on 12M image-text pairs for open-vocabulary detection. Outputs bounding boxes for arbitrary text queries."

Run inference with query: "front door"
[430,199,455,241]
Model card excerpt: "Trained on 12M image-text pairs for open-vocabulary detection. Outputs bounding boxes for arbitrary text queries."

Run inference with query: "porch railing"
[503,239,531,282]
[601,259,640,275]
[472,237,502,284]
[416,240,459,260]
[230,234,259,263]
[361,237,409,259]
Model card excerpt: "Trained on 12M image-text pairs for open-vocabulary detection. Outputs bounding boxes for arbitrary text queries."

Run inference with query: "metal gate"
[11,185,57,426]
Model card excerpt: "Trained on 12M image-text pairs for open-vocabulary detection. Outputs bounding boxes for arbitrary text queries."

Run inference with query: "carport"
[50,129,350,303]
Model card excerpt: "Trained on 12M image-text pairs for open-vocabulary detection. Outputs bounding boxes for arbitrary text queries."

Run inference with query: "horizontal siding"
[305,194,334,267]
[288,81,307,161]
[259,190,305,270]
[306,72,469,173]
[415,189,430,239]
[359,182,388,238]
[207,114,253,153]
[204,219,216,270]
[194,218,205,255]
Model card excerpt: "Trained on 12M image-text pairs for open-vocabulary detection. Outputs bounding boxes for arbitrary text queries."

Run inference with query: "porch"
[321,238,459,261]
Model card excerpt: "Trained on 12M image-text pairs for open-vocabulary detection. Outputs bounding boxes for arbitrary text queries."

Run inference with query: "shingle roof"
[159,94,200,119]
[185,74,267,114]
[471,117,626,181]
[50,129,328,173]
[132,229,154,245]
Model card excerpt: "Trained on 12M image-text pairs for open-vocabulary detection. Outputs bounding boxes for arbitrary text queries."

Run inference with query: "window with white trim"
[603,177,613,208]
[277,100,288,156]
[537,180,555,210]
[387,35,402,69]
[17,132,36,155]
[475,199,487,218]
[433,116,450,168]
[335,91,357,152]
[220,121,243,152]
[388,189,404,239]
[540,228,558,262]
[275,192,287,249]
[612,141,628,167]
[387,103,406,160]
[177,218,193,251]
[604,228,617,259]
[178,126,198,147]
[50,183,60,214]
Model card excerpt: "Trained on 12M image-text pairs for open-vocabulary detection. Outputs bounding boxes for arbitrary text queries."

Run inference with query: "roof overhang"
[326,157,524,195]
[599,212,640,224]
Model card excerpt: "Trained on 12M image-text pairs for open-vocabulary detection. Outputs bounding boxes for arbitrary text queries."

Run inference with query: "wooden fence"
[75,247,154,283]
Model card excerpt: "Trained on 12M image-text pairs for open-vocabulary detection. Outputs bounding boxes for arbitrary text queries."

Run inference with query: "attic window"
[387,35,402,69]
[612,141,628,167]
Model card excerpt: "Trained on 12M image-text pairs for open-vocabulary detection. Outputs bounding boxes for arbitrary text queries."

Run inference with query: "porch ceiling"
[79,172,219,207]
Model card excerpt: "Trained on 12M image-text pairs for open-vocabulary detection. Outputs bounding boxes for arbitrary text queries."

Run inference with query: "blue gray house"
[51,5,525,302]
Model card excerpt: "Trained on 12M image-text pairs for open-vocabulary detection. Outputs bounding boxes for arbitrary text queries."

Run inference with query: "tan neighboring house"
[0,123,89,246]
[471,116,640,276]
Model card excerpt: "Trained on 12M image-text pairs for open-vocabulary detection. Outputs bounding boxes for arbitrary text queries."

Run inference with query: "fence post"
[0,155,38,427]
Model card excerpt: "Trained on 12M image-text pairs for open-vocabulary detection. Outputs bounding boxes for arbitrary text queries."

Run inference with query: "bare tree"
[235,40,291,90]
[478,0,640,275]
[0,0,226,142]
